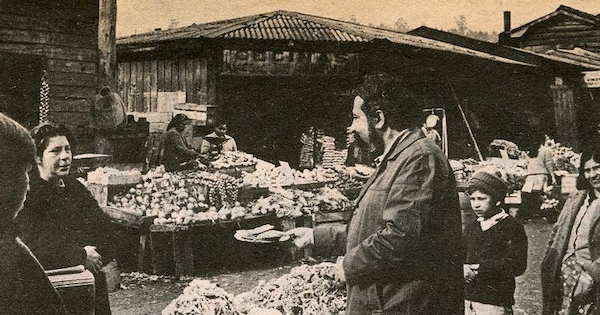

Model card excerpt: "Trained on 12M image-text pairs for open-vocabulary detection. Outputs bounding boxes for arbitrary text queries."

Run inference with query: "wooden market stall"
[117,10,600,164]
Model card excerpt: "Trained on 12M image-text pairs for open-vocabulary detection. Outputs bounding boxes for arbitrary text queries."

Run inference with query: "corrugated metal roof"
[117,10,532,66]
[544,48,600,68]
[408,26,600,70]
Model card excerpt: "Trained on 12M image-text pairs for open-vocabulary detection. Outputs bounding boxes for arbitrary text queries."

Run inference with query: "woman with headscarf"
[162,114,200,171]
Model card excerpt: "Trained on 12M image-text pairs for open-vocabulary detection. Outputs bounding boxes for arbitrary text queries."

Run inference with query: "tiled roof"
[117,11,370,45]
[118,11,531,66]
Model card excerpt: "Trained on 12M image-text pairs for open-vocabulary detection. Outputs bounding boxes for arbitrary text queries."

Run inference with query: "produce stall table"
[146,213,282,276]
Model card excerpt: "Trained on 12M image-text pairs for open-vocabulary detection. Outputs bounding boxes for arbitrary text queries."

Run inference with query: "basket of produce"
[210,151,258,178]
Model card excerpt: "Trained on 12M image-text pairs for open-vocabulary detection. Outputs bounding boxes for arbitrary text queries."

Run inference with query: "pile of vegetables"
[545,137,580,174]
[242,166,339,188]
[162,280,238,315]
[108,168,244,225]
[250,187,351,219]
[234,263,346,315]
[211,151,258,169]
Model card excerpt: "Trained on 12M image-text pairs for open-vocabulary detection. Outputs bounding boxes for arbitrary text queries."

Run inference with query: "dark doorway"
[0,53,44,129]
[218,76,358,167]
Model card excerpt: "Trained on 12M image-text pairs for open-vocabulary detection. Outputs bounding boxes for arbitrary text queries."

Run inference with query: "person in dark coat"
[464,171,528,314]
[0,113,67,315]
[542,143,600,315]
[16,122,114,315]
[287,72,464,314]
[162,113,199,171]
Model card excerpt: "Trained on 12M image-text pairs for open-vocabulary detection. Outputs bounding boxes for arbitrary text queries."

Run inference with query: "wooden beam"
[98,0,117,89]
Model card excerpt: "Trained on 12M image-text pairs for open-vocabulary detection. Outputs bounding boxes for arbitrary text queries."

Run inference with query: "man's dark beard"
[354,123,384,158]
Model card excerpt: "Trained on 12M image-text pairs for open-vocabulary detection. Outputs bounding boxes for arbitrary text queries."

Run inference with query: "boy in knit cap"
[464,171,528,315]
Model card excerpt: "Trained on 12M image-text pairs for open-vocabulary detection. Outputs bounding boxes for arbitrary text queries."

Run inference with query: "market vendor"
[200,121,237,159]
[286,72,463,314]
[16,122,114,315]
[0,114,67,315]
[162,114,200,171]
[520,134,556,221]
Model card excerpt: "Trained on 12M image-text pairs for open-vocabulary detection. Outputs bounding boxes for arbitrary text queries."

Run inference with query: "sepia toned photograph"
[0,0,599,314]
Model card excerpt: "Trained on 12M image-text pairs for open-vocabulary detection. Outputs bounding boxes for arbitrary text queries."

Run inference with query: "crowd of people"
[1,72,600,315]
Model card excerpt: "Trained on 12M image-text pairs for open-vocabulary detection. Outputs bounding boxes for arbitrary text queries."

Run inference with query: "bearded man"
[288,72,464,314]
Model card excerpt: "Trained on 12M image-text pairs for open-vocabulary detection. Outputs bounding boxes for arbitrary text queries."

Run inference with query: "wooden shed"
[410,26,600,151]
[499,5,600,53]
[117,11,581,163]
[0,0,115,129]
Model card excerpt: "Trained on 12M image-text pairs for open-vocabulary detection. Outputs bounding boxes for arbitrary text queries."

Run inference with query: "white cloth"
[465,300,513,315]
[477,210,509,231]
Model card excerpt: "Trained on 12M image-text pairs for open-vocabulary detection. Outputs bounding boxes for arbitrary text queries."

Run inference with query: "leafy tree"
[168,19,180,29]
[394,18,410,32]
[447,15,499,43]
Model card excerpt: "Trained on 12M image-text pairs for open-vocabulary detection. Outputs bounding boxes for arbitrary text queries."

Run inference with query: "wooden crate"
[313,211,353,224]
[47,269,95,315]
[102,206,145,228]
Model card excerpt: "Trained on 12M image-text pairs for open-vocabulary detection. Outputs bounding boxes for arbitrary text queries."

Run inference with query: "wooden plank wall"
[520,19,600,53]
[117,57,216,113]
[0,1,100,126]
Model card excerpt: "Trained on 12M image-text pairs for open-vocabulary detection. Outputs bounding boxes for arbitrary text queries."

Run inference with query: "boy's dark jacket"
[464,211,528,307]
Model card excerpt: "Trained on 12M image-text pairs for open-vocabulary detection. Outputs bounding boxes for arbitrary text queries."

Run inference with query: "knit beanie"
[468,171,508,202]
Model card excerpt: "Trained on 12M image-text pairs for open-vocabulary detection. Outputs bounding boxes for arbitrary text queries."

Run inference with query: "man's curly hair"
[352,72,423,130]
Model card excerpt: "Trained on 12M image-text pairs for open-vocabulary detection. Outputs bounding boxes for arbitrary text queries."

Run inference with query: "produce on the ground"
[233,262,346,315]
[162,280,238,315]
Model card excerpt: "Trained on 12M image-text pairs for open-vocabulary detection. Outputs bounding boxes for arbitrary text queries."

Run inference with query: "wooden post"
[98,0,117,90]
[550,77,579,151]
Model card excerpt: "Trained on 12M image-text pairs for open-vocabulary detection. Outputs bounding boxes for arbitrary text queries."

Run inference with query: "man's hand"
[285,227,314,249]
[84,246,103,274]
[463,264,479,284]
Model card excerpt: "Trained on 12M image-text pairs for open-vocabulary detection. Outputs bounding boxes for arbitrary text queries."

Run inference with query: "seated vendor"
[200,121,237,159]
[162,114,200,171]
[16,122,114,315]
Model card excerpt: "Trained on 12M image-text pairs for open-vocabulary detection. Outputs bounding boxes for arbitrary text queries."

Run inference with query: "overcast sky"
[117,0,599,38]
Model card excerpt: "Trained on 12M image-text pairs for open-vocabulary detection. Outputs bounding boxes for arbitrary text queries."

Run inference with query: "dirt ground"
[109,219,553,315]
